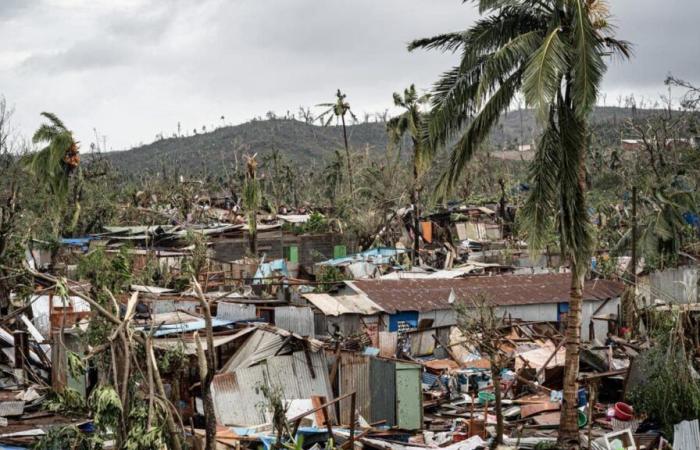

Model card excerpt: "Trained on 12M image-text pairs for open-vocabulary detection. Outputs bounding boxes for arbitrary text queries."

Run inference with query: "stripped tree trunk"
[491,363,504,445]
[411,169,421,265]
[341,114,355,200]
[193,279,217,450]
[560,269,584,445]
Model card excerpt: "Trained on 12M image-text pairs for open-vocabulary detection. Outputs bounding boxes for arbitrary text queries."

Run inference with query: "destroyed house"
[346,273,625,342]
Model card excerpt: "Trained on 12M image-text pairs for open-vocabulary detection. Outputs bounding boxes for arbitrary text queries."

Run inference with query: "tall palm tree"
[24,112,82,236]
[24,112,80,200]
[317,90,358,199]
[410,1,630,444]
[242,154,261,256]
[387,84,434,264]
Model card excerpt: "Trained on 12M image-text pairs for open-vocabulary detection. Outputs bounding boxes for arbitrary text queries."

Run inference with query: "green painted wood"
[333,245,347,259]
[395,362,422,430]
[285,245,299,263]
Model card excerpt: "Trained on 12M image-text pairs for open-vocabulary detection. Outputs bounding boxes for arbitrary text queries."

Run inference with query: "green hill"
[105,119,391,178]
[103,107,660,177]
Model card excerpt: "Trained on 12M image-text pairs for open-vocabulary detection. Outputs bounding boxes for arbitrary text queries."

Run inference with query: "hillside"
[104,107,659,177]
[105,119,391,177]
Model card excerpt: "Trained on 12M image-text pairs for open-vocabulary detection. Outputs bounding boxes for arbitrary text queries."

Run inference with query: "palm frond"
[557,100,593,270]
[408,32,466,53]
[39,111,66,130]
[569,0,606,117]
[520,119,561,252]
[477,30,543,104]
[522,26,568,121]
[439,69,522,195]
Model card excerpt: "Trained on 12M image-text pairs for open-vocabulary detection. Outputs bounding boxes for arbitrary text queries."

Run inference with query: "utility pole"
[627,186,638,332]
[630,186,637,284]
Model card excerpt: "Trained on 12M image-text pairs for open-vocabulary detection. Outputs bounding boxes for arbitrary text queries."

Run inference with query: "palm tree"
[317,90,358,199]
[410,1,630,445]
[24,112,79,200]
[614,188,697,270]
[242,154,261,256]
[387,84,434,264]
[24,112,82,236]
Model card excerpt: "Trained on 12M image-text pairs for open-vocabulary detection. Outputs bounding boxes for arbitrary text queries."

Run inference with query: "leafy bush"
[628,314,700,436]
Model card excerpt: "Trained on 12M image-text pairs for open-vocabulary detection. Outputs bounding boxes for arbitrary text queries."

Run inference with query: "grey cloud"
[0,0,38,20]
[0,0,698,150]
[21,39,135,73]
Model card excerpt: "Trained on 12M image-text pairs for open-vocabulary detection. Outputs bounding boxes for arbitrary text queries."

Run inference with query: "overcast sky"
[1,0,698,150]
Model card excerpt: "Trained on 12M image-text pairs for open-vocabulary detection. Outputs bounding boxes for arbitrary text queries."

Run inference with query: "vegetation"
[387,84,434,263]
[628,311,700,436]
[0,3,698,443]
[411,0,630,445]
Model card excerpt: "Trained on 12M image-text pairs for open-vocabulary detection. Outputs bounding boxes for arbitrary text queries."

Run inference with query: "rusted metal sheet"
[211,367,268,426]
[378,332,397,358]
[370,358,395,426]
[338,352,371,425]
[532,411,560,426]
[216,302,258,322]
[274,306,314,336]
[352,274,624,313]
[222,328,286,372]
[409,330,435,356]
[521,401,560,418]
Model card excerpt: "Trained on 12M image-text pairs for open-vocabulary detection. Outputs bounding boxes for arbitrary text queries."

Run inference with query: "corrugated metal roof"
[216,302,258,322]
[267,351,334,415]
[139,311,234,337]
[152,328,254,355]
[338,352,371,425]
[302,293,385,316]
[274,307,314,336]
[350,274,624,313]
[0,401,25,417]
[211,367,268,426]
[221,326,325,372]
[212,351,334,427]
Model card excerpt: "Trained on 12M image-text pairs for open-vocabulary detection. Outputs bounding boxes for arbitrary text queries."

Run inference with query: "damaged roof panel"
[350,273,624,314]
[302,293,385,316]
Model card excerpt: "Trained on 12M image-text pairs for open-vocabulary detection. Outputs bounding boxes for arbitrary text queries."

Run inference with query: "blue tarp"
[684,212,700,228]
[60,237,94,252]
[140,317,235,337]
[253,259,289,284]
[318,247,408,267]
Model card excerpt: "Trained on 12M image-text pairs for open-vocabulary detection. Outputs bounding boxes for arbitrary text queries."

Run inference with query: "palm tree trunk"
[412,159,420,265]
[560,269,584,443]
[491,363,504,445]
[341,114,355,200]
[559,130,589,446]
[249,213,257,256]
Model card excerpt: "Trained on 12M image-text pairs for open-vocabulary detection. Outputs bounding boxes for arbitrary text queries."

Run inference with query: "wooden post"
[587,381,596,450]
[349,392,356,449]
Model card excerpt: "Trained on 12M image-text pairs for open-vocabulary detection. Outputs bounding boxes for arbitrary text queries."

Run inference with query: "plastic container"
[614,402,634,421]
[578,410,588,428]
[478,391,496,403]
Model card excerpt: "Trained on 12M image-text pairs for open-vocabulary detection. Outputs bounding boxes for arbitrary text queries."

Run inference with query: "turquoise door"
[395,362,422,430]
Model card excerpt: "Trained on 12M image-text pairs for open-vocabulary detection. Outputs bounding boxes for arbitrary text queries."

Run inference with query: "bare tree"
[454,293,509,445]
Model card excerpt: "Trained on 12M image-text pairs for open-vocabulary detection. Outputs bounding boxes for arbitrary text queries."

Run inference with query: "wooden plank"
[520,401,560,418]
